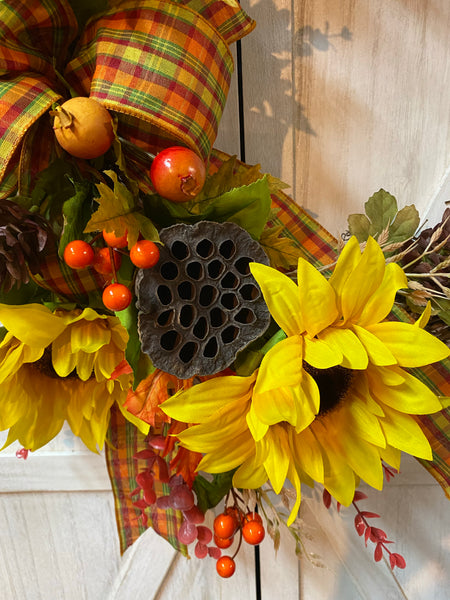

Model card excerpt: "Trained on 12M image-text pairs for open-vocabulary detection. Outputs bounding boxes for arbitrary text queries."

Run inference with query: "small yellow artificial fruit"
[161,236,450,525]
[52,97,114,159]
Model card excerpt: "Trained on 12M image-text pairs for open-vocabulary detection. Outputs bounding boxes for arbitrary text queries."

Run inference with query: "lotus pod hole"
[135,221,271,378]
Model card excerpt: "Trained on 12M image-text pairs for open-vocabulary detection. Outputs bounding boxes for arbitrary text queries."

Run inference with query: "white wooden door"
[1,1,449,598]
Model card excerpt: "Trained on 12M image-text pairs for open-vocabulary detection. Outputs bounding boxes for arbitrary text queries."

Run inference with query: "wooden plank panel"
[0,492,120,600]
[240,0,450,237]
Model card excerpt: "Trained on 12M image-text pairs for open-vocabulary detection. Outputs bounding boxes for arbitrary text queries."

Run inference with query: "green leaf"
[58,179,95,255]
[84,170,159,247]
[388,204,420,242]
[193,471,236,513]
[364,189,398,236]
[348,213,372,242]
[115,255,155,388]
[30,159,78,235]
[144,176,272,240]
[260,225,305,268]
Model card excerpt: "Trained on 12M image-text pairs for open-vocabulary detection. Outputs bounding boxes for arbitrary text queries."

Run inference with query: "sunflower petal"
[293,370,320,433]
[0,303,66,347]
[318,327,368,369]
[253,386,298,427]
[366,321,450,367]
[255,335,303,395]
[197,430,255,473]
[328,236,361,313]
[352,324,397,366]
[290,427,324,483]
[380,405,432,460]
[338,237,386,324]
[345,397,386,448]
[250,262,303,335]
[296,258,338,337]
[161,374,255,423]
[233,453,268,489]
[286,462,302,526]
[246,403,269,441]
[369,367,443,414]
[357,262,407,326]
[304,336,342,369]
[263,426,290,494]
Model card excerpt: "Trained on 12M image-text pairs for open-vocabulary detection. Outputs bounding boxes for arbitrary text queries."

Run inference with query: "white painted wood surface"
[1,1,449,598]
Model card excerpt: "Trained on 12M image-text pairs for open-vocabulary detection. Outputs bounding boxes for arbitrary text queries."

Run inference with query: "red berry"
[242,520,265,545]
[130,240,160,269]
[102,283,132,311]
[150,146,206,203]
[103,229,128,248]
[63,240,94,269]
[213,513,238,540]
[216,556,235,578]
[92,247,121,275]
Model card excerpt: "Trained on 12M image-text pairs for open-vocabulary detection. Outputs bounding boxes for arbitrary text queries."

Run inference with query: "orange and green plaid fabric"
[105,149,450,553]
[0,0,255,193]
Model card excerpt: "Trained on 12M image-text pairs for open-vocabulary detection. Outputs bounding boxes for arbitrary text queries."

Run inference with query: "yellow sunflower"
[0,303,148,452]
[161,237,449,524]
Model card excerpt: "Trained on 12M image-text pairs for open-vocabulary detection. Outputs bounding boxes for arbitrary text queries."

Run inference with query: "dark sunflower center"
[303,362,354,416]
[33,347,79,379]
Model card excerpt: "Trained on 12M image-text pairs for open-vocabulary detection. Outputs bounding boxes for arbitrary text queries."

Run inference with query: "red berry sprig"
[322,488,406,570]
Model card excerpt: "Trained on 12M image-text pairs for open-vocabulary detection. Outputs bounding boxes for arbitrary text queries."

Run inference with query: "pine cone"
[0,200,54,292]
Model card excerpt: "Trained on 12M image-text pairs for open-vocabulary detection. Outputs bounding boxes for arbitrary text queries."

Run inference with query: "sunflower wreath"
[0,0,449,583]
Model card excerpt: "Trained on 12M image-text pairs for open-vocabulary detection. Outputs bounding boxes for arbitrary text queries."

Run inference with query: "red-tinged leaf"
[109,358,133,380]
[337,502,341,513]
[130,487,141,497]
[374,542,383,562]
[370,527,387,542]
[143,487,157,505]
[392,553,406,569]
[360,511,380,519]
[154,455,170,482]
[133,449,156,460]
[194,541,208,559]
[354,514,366,536]
[140,511,148,527]
[353,491,368,502]
[389,553,396,569]
[136,471,154,489]
[147,435,167,451]
[208,546,221,559]
[365,526,372,546]
[133,499,148,510]
[323,488,332,509]
[196,525,213,545]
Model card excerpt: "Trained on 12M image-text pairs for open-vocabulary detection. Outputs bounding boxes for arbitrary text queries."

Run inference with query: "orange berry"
[213,513,238,540]
[242,520,265,545]
[63,240,94,269]
[130,240,160,269]
[214,534,234,549]
[92,247,121,275]
[102,283,132,311]
[242,511,263,525]
[216,556,235,578]
[103,229,128,248]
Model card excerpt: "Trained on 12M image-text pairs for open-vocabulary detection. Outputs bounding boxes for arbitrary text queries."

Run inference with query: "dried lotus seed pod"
[135,221,271,378]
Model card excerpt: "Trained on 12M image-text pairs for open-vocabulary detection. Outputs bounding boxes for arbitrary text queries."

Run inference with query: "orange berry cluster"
[63,229,160,311]
[213,506,265,578]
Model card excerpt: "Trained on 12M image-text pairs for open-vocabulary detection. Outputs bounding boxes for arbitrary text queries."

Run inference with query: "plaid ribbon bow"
[0,0,255,197]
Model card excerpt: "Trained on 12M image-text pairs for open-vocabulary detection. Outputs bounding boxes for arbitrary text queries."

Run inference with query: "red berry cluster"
[63,229,160,312]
